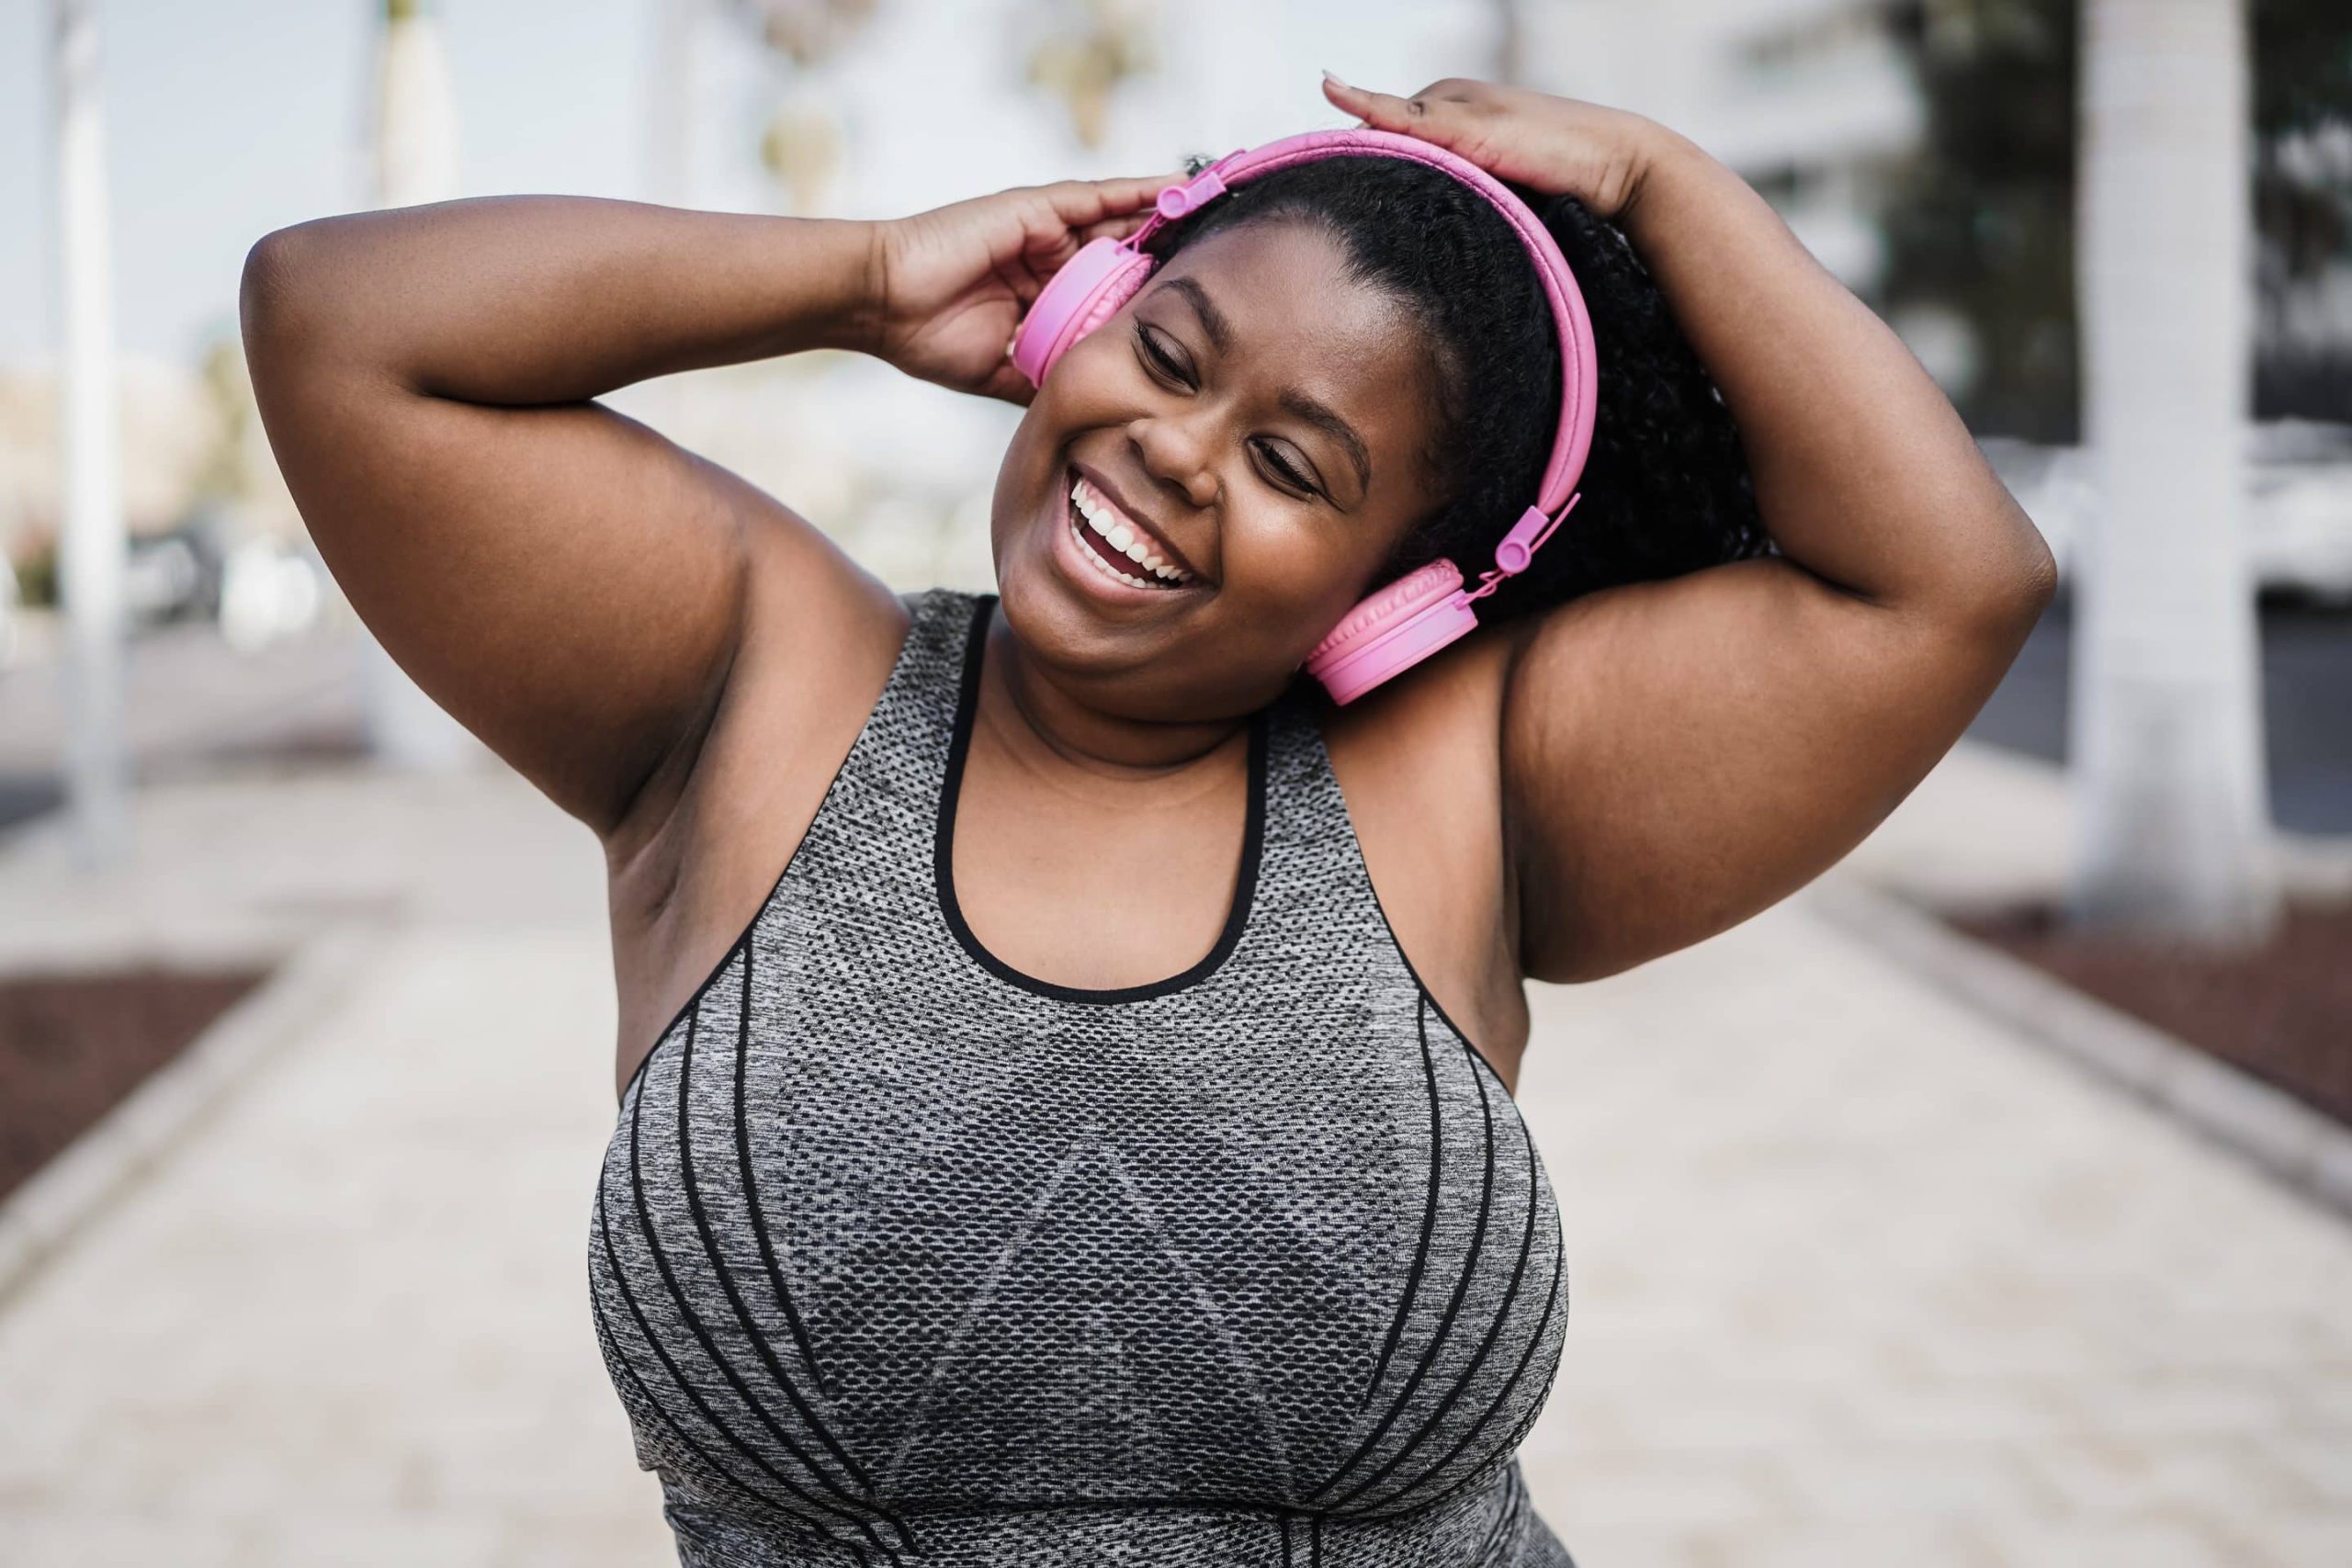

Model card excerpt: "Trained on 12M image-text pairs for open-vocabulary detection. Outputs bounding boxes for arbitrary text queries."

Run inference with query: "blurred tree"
[1876,0,2352,440]
[732,0,876,64]
[760,102,846,214]
[189,337,247,511]
[2251,0,2352,413]
[727,2,875,215]
[1024,0,1155,150]
[1876,1,2079,442]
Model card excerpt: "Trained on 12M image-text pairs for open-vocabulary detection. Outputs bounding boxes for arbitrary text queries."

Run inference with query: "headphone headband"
[1126,129,1600,523]
[1001,127,1607,705]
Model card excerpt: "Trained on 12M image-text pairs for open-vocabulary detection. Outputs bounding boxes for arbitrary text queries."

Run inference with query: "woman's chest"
[589,946,1566,1519]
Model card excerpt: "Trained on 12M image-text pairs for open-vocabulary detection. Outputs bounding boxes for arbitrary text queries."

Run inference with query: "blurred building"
[0,356,224,564]
[1533,0,1922,290]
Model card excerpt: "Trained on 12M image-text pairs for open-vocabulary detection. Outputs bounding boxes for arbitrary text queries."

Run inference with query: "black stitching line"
[1356,1240,1564,1526]
[628,1002,889,1542]
[1358,992,1442,1413]
[1355,1063,1546,1513]
[674,976,910,1553]
[1315,1021,1501,1507]
[594,1141,844,1538]
[729,937,907,1532]
[587,1280,836,1554]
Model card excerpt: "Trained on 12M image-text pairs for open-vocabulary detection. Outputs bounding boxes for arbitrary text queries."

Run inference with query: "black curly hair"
[1139,153,1768,625]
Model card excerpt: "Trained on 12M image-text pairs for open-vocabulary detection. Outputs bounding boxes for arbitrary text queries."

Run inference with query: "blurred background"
[1,2,2347,1564]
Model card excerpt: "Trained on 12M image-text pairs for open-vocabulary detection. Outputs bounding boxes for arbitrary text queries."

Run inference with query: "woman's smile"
[1048,463,1209,605]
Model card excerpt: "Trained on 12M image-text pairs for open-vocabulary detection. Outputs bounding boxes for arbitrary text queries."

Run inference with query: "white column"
[645,0,700,206]
[364,0,481,771]
[2069,0,2277,940]
[51,0,130,865]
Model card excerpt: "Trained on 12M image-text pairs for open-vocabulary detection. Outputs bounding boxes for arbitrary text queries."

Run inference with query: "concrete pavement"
[0,744,2346,1565]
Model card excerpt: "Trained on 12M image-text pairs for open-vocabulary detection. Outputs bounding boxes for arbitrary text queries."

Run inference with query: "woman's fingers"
[1320,74,1521,176]
[1040,172,1187,230]
[976,359,1036,408]
[1075,209,1155,247]
[1321,74,1468,143]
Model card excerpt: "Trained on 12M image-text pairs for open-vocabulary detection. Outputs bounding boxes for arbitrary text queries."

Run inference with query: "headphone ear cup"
[1008,239,1155,387]
[1065,255,1150,349]
[1304,558,1482,705]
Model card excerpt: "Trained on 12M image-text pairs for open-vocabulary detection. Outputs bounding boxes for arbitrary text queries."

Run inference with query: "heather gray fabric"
[587,587,1574,1566]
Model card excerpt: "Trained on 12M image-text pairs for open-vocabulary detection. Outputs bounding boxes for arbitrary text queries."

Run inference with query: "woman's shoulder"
[1312,619,1517,794]
[1313,620,1532,1076]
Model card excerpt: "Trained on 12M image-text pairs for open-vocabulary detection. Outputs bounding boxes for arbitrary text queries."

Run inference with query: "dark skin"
[239,77,2055,1104]
[956,219,1452,1009]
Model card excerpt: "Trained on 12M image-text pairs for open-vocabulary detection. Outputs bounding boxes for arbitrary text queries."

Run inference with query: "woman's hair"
[1140,154,1768,625]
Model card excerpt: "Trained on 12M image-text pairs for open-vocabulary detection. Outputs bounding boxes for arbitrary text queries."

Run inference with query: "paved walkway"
[0,746,2346,1565]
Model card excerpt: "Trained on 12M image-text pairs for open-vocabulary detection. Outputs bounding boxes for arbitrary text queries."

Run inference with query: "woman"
[243,74,2052,1567]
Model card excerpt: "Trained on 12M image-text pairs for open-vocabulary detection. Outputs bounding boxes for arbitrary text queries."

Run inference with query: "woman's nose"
[1126,414,1220,511]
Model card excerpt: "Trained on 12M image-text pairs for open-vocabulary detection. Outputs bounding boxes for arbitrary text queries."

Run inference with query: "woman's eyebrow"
[1153,276,1373,496]
[1279,390,1372,495]
[1154,276,1232,355]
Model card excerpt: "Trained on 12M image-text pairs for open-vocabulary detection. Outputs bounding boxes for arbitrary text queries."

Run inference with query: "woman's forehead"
[1154,220,1423,359]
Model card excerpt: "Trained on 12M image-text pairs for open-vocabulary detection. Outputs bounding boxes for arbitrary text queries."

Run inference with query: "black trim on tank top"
[1362,870,1516,1099]
[616,596,926,1108]
[933,592,1268,1005]
[1295,695,1516,1099]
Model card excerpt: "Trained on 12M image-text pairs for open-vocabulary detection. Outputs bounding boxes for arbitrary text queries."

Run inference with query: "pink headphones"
[1008,127,1600,705]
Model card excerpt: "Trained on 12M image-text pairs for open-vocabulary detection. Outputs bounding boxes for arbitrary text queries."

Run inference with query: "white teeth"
[1069,519,1163,590]
[1069,477,1192,584]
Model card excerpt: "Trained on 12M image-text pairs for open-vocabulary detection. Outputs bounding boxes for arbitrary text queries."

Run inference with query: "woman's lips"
[1052,482,1193,601]
[1077,463,1204,581]
[1073,507,1172,583]
[1069,464,1202,582]
[1061,468,1198,592]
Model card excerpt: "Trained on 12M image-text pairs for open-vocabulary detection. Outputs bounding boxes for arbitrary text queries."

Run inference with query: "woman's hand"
[1318,73,1679,223]
[868,175,1182,404]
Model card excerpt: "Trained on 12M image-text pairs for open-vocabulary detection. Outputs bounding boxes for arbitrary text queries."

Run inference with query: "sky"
[0,0,1499,369]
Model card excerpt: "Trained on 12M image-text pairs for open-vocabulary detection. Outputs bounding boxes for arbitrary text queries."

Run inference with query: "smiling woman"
[241,68,2052,1568]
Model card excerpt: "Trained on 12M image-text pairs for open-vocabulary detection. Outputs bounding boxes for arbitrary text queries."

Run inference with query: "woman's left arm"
[1327,77,2058,983]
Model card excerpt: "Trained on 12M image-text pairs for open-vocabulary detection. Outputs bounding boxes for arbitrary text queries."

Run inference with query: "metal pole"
[51,0,130,866]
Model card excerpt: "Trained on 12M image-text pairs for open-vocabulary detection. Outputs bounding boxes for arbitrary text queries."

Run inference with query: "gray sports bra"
[587,587,1574,1566]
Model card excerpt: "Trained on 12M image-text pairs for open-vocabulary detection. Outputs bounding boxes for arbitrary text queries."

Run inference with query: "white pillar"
[365,0,481,771]
[2069,0,2277,940]
[51,0,130,866]
[645,0,700,205]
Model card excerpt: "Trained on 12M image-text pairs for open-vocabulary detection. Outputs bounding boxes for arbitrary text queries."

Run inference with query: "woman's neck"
[979,610,1253,799]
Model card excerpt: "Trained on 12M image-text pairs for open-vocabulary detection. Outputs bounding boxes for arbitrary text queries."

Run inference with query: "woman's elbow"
[239,227,317,372]
[1950,502,2059,650]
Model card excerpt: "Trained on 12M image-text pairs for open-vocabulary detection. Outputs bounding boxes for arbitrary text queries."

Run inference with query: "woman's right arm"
[239,197,892,840]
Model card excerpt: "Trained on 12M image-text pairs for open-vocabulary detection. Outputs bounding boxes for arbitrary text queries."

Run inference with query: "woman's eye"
[1255,441,1317,496]
[1136,326,1189,384]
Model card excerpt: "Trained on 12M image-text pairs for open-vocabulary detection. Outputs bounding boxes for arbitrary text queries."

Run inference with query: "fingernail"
[1322,69,1350,89]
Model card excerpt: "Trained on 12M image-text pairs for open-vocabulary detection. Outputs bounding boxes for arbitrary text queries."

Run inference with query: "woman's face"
[989,218,1445,719]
